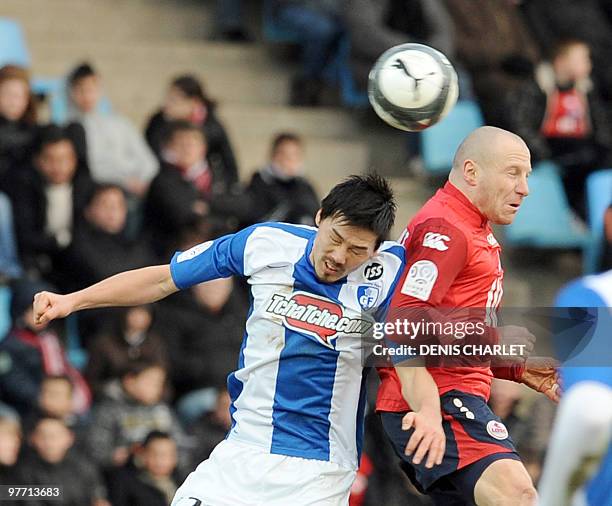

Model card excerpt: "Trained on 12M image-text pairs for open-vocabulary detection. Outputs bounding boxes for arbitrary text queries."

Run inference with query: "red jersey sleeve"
[391,218,469,309]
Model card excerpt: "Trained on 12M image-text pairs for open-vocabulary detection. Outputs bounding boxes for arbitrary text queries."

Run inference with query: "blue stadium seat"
[0,18,30,67]
[421,100,484,175]
[504,161,589,248]
[65,314,87,370]
[0,286,11,340]
[583,169,612,272]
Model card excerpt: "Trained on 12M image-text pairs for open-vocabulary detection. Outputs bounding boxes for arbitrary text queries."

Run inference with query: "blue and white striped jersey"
[170,222,404,470]
[555,270,612,506]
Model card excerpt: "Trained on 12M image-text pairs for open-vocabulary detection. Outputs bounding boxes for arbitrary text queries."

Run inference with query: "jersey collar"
[442,181,489,229]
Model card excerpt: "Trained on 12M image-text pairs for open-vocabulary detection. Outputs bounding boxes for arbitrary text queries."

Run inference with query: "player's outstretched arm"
[33,265,178,325]
[396,365,445,469]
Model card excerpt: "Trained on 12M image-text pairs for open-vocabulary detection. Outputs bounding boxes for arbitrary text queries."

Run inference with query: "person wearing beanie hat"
[0,278,91,417]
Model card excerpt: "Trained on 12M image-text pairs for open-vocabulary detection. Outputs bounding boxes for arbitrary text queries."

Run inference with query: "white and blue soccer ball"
[368,43,459,132]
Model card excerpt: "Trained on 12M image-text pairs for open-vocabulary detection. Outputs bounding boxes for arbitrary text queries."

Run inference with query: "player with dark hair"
[377,127,561,506]
[33,174,445,505]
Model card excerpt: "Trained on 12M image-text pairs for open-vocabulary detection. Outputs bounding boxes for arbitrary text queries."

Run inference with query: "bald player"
[377,127,560,506]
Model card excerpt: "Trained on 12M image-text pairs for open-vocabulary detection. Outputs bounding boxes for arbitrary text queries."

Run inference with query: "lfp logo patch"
[357,285,380,310]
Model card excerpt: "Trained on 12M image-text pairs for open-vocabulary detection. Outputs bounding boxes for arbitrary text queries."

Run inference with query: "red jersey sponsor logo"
[265,291,373,347]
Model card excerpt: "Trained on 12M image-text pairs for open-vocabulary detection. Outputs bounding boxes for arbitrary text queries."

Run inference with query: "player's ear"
[463,159,478,187]
[314,209,322,226]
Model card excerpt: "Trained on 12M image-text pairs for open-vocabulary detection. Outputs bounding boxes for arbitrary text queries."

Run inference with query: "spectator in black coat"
[9,126,93,286]
[153,276,248,400]
[243,132,319,226]
[145,75,239,189]
[17,416,109,506]
[107,431,181,506]
[506,40,612,219]
[69,184,155,289]
[0,279,91,417]
[0,65,38,195]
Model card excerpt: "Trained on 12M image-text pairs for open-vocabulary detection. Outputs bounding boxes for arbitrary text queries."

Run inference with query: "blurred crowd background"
[0,1,610,505]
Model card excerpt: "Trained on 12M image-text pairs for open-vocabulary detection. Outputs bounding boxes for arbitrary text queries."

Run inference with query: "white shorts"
[171,438,356,506]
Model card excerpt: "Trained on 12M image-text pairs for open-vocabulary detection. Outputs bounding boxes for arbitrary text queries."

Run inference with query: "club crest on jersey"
[486,420,509,440]
[357,285,380,310]
[265,291,373,347]
[487,233,499,247]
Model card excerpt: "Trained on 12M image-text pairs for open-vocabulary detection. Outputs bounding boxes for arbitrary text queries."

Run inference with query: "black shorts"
[380,390,521,505]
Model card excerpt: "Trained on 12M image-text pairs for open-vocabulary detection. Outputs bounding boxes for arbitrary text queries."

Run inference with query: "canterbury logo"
[265,291,373,346]
[423,232,450,251]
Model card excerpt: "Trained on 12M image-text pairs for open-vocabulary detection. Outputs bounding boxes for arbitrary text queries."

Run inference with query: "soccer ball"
[368,43,459,132]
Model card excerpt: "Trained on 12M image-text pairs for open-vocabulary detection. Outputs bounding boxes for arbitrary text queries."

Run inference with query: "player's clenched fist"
[33,291,73,325]
[402,409,446,469]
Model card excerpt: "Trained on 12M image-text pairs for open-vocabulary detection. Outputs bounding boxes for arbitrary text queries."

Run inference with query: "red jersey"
[377,182,513,412]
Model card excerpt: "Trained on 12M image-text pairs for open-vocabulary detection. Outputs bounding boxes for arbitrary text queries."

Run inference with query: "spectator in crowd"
[145,121,232,257]
[0,65,38,195]
[85,305,167,400]
[66,63,158,198]
[216,0,253,42]
[69,184,155,289]
[189,389,231,468]
[243,132,319,226]
[154,276,248,404]
[145,75,239,188]
[507,39,612,219]
[442,0,540,126]
[87,360,184,470]
[345,0,455,93]
[0,412,22,488]
[0,279,91,417]
[0,193,22,281]
[18,416,109,506]
[270,0,345,106]
[29,375,88,445]
[521,0,612,105]
[107,431,182,506]
[9,125,93,286]
[601,204,612,271]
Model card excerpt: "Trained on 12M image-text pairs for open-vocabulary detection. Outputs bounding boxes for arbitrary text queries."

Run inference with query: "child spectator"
[0,411,22,486]
[9,125,93,287]
[107,431,182,506]
[145,74,238,188]
[18,416,108,506]
[86,360,184,470]
[32,375,88,445]
[69,184,155,289]
[0,279,91,417]
[243,132,319,226]
[507,39,612,219]
[84,305,167,400]
[66,63,157,198]
[0,65,38,195]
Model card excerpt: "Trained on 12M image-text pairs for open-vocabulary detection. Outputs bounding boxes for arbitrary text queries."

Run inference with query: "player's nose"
[516,174,529,197]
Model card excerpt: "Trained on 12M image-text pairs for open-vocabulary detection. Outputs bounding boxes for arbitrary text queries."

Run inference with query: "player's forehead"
[321,214,378,248]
